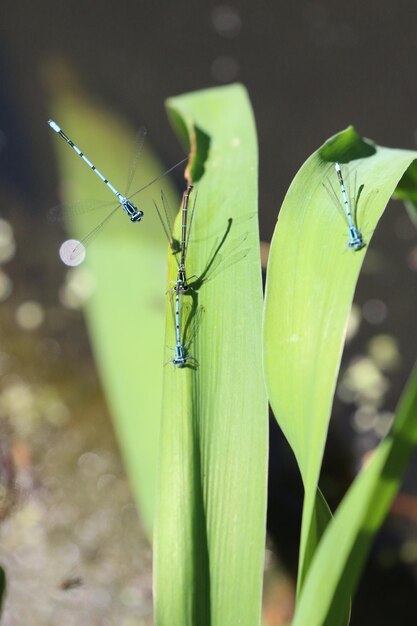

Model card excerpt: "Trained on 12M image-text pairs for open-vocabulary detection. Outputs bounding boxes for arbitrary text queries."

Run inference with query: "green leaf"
[263,126,417,607]
[292,362,417,626]
[48,85,182,535]
[154,85,268,626]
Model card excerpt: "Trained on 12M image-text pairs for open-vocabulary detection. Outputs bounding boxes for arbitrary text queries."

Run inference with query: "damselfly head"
[348,227,366,251]
[170,339,190,368]
[130,210,143,223]
[121,199,143,222]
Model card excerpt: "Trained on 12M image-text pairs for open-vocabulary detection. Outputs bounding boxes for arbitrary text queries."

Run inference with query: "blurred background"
[1,1,417,624]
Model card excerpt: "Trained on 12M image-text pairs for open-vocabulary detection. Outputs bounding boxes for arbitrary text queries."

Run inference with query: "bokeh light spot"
[211,5,242,37]
[16,301,45,330]
[59,239,86,267]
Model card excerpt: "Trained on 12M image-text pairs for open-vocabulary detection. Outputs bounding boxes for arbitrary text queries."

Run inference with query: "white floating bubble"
[59,239,86,266]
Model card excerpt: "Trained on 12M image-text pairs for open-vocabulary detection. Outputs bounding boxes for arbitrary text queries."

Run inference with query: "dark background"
[1,1,417,624]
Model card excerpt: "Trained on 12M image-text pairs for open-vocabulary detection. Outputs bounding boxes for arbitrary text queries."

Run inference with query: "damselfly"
[171,281,189,367]
[154,184,196,291]
[48,120,187,264]
[155,184,199,366]
[328,162,366,251]
[167,284,202,368]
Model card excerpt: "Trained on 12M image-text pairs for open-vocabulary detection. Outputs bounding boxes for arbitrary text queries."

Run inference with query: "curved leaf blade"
[293,362,417,626]
[154,84,268,626]
[263,126,417,600]
[48,83,182,535]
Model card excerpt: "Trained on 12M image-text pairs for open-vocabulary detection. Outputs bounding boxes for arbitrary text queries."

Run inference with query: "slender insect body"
[171,283,189,368]
[180,185,192,260]
[48,119,144,227]
[48,119,187,265]
[334,161,366,251]
[170,185,195,365]
[335,163,353,223]
[175,285,182,345]
[178,184,194,291]
[153,183,196,292]
[172,258,190,367]
[157,184,197,367]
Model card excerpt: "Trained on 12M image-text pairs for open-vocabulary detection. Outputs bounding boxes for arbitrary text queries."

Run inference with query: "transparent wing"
[128,157,188,203]
[343,164,372,228]
[51,152,188,263]
[47,197,117,223]
[348,169,357,220]
[124,126,147,196]
[182,302,204,350]
[167,286,177,336]
[331,163,365,230]
[160,190,176,248]
[153,190,182,268]
[153,196,173,247]
[323,177,349,226]
[69,204,121,260]
[344,167,365,228]
[358,188,379,233]
[49,157,187,225]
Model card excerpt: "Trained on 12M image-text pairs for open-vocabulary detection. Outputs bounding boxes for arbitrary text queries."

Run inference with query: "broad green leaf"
[293,362,417,626]
[154,85,268,626]
[263,126,417,606]
[48,79,182,535]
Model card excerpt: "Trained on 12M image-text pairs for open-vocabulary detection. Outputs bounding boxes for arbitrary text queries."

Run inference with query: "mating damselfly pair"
[161,184,199,368]
[48,119,198,367]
